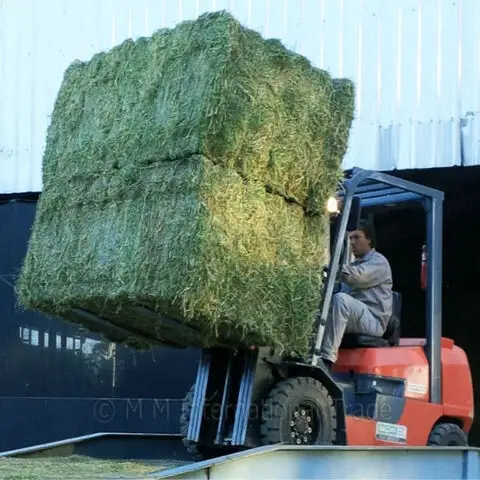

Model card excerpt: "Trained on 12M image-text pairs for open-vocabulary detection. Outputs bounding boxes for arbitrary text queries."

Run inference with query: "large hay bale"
[18,156,329,356]
[44,10,354,212]
[17,10,356,356]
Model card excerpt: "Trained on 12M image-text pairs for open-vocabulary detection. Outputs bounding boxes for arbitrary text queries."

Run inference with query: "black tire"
[427,423,468,446]
[260,376,337,445]
[179,385,219,461]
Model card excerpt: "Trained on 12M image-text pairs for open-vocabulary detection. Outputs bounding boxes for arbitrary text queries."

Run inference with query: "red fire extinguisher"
[421,244,427,290]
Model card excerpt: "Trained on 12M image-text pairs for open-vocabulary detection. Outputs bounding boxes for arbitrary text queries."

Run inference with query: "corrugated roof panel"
[1,0,479,193]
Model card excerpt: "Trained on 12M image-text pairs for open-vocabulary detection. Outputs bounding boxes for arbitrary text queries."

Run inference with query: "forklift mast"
[311,168,444,405]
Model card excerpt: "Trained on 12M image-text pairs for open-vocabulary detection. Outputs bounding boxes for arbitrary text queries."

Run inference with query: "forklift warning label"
[375,422,407,444]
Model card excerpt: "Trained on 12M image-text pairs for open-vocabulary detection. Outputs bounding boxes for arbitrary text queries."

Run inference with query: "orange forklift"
[180,168,474,459]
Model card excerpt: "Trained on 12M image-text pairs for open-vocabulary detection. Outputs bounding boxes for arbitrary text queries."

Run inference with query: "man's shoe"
[319,358,333,373]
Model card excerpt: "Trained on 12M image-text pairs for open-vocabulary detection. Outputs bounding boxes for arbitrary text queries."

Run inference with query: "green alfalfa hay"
[17,157,329,356]
[43,10,354,212]
[0,455,181,479]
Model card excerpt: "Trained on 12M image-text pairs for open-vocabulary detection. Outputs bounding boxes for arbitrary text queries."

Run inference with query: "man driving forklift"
[319,220,393,371]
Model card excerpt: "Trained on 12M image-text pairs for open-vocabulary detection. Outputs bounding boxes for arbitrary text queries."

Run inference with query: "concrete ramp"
[151,444,480,479]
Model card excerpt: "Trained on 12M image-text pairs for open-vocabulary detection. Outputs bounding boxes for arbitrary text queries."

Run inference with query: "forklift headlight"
[326,196,338,213]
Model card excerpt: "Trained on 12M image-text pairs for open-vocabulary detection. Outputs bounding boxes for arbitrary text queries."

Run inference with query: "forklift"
[179,167,474,459]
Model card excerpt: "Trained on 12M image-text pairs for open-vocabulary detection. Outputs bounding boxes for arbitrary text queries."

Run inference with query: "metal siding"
[152,444,480,479]
[1,0,480,194]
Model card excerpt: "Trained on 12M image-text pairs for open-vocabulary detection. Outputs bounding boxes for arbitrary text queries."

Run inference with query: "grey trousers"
[320,292,384,363]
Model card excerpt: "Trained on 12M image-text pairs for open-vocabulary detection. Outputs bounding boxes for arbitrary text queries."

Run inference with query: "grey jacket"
[340,249,393,331]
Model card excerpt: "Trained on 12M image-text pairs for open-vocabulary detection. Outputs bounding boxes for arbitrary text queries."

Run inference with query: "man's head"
[348,220,375,258]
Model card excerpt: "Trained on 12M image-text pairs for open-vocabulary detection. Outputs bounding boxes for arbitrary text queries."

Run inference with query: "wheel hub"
[290,406,316,444]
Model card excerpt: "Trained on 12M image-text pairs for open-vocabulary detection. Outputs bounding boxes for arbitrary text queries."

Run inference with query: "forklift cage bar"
[311,168,444,405]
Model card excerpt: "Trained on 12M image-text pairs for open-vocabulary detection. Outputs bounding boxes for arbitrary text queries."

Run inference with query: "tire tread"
[260,376,337,445]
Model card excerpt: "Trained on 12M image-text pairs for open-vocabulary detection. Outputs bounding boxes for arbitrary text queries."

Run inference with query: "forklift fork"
[186,348,260,447]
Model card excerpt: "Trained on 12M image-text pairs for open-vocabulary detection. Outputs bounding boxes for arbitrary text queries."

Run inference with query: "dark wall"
[0,199,200,452]
[372,166,480,446]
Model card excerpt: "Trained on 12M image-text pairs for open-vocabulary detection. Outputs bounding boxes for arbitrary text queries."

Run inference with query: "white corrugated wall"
[1,0,480,194]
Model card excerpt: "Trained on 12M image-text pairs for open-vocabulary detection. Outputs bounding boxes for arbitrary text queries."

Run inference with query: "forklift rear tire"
[427,423,468,446]
[260,376,337,445]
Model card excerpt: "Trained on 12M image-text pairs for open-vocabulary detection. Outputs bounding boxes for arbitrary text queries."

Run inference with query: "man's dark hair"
[358,220,376,248]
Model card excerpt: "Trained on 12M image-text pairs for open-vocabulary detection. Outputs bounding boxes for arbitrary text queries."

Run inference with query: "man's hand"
[322,265,345,293]
[322,266,329,279]
[340,265,351,282]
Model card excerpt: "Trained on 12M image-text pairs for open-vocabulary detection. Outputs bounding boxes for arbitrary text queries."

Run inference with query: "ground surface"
[0,455,189,479]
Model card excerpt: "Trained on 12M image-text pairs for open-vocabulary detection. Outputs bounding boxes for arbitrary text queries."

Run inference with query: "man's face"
[349,229,371,257]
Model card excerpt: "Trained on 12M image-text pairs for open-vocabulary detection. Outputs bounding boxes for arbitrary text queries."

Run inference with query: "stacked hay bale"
[16,11,355,357]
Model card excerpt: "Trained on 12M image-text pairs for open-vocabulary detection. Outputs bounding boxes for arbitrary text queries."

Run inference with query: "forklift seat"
[340,291,402,349]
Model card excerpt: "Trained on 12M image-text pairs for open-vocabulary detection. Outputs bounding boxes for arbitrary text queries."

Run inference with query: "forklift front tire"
[260,376,337,446]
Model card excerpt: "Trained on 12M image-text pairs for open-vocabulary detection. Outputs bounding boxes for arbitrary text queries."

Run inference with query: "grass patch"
[0,455,182,479]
